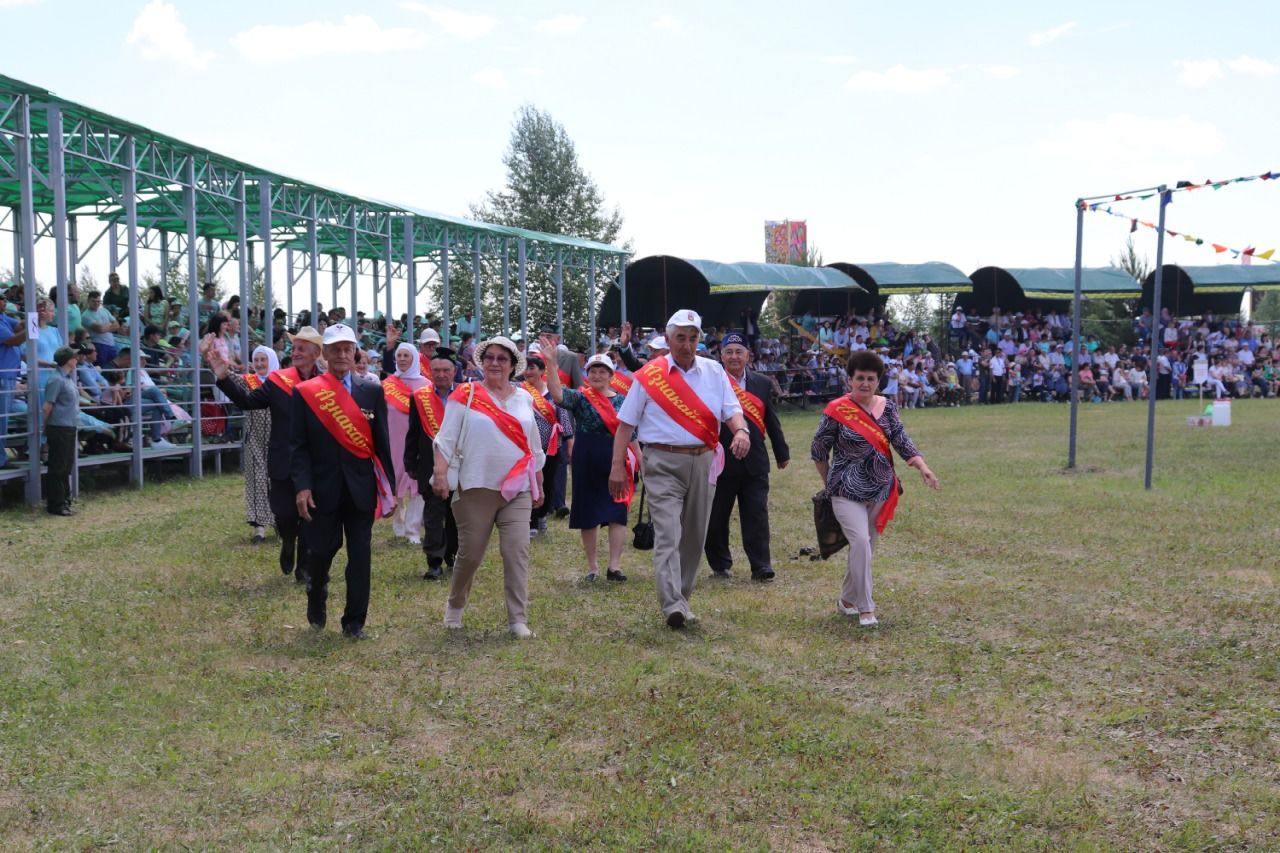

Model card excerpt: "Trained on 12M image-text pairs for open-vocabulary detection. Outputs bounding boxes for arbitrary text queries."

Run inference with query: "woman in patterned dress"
[242,345,278,542]
[811,350,939,626]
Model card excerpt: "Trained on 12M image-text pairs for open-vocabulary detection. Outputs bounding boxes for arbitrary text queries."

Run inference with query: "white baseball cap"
[322,323,358,345]
[648,336,669,352]
[418,328,441,345]
[584,353,615,373]
[666,309,703,330]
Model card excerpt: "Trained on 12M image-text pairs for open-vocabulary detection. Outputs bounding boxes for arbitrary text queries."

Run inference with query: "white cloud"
[985,65,1021,79]
[125,1,214,69]
[472,68,507,89]
[232,15,425,62]
[652,15,684,34]
[846,65,950,94]
[1226,55,1278,76]
[535,13,585,34]
[820,55,858,65]
[1175,59,1224,87]
[1038,113,1225,173]
[400,3,496,39]
[1028,21,1076,47]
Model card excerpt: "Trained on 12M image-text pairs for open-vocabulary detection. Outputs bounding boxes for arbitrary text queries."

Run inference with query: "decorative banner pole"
[1144,188,1170,490]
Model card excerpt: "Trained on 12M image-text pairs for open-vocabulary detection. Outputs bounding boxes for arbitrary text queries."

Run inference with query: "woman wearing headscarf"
[384,342,431,543]
[540,335,641,583]
[432,335,544,638]
[242,345,278,542]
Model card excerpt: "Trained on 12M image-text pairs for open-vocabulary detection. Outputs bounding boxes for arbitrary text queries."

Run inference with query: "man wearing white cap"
[611,309,751,628]
[416,328,442,375]
[209,324,324,582]
[291,323,396,639]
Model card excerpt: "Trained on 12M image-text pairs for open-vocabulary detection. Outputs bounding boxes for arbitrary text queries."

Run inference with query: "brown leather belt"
[646,443,710,455]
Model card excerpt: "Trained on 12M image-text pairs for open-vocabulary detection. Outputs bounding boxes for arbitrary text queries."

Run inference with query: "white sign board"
[1192,361,1208,385]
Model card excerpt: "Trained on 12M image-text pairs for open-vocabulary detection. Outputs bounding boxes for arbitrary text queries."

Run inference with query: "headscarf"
[394,341,422,379]
[252,345,279,379]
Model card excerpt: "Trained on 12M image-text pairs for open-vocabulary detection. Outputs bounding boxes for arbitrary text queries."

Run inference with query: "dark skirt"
[569,431,628,529]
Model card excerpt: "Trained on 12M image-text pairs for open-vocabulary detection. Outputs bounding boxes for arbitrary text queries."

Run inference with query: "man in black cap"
[705,330,790,581]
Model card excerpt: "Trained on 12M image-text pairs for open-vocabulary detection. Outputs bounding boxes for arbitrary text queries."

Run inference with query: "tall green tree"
[469,105,624,345]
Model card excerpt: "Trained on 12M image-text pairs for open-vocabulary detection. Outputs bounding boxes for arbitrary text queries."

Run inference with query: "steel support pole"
[68,215,78,274]
[518,238,528,342]
[383,221,393,325]
[347,209,358,324]
[555,250,564,335]
[588,256,597,348]
[619,258,628,328]
[205,237,214,296]
[1144,189,1170,491]
[159,230,169,297]
[440,227,450,333]
[307,198,319,326]
[109,221,119,276]
[286,248,294,323]
[403,216,416,342]
[49,105,70,340]
[236,176,250,364]
[185,156,202,476]
[16,96,41,505]
[259,179,273,339]
[330,256,339,318]
[125,135,143,488]
[501,242,510,337]
[1067,203,1084,469]
[471,233,482,338]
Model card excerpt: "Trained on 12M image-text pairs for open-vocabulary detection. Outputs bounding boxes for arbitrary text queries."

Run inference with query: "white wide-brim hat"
[473,335,526,377]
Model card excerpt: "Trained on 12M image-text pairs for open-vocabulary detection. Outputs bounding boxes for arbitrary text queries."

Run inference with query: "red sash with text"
[411,383,444,439]
[243,373,263,391]
[822,395,901,534]
[297,373,395,517]
[609,371,633,395]
[419,352,431,376]
[635,356,724,482]
[730,377,767,436]
[266,366,302,395]
[382,375,412,415]
[522,382,561,456]
[449,382,540,502]
[558,367,571,388]
[581,386,637,508]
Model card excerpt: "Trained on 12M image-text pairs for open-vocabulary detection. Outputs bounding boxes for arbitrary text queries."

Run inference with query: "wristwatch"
[735,427,749,435]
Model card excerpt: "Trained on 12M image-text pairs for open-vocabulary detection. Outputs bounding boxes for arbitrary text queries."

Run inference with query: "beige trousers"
[643,448,715,619]
[831,496,885,613]
[448,488,533,625]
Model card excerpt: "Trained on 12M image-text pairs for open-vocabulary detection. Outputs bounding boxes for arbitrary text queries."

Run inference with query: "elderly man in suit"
[705,330,790,581]
[210,325,324,581]
[611,310,751,629]
[291,324,396,639]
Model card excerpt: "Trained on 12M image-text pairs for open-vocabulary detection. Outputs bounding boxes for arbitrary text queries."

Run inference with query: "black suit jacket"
[719,369,790,479]
[216,370,319,482]
[289,373,395,516]
[403,386,451,485]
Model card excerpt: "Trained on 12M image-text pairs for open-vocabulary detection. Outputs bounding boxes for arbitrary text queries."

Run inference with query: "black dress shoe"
[751,567,776,582]
[606,569,627,582]
[711,568,733,579]
[422,564,443,580]
[342,626,367,640]
[554,507,569,519]
[308,620,325,631]
[279,540,295,575]
[666,611,686,629]
[47,506,73,517]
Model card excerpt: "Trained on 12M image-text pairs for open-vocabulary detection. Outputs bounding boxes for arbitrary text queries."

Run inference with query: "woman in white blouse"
[432,336,545,639]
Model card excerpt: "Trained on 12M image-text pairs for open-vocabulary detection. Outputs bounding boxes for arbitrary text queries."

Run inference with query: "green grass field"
[2,399,1278,850]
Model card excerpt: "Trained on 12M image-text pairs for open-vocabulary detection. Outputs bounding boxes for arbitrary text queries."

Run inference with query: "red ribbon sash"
[297,373,395,517]
[266,366,301,395]
[610,372,633,394]
[730,378,767,436]
[383,375,412,414]
[419,352,431,376]
[243,373,263,391]
[558,367,571,388]
[581,386,636,507]
[411,383,444,439]
[822,395,900,534]
[448,382,540,501]
[522,382,561,456]
[634,356,720,450]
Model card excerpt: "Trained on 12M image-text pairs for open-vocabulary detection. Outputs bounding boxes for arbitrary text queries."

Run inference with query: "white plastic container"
[1212,399,1231,427]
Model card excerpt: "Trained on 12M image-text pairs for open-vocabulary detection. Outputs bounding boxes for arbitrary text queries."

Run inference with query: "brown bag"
[812,491,848,559]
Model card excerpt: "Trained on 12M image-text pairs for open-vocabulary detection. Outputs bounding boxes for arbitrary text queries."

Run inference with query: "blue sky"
[4,0,1279,280]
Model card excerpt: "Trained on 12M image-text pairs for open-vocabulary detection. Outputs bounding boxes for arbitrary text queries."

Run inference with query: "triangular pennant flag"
[1213,244,1228,252]
[1129,219,1138,233]
[1258,249,1275,260]
[1138,193,1153,200]
[1183,235,1195,242]
[1195,238,1204,245]
[1244,247,1255,256]
[1167,231,1178,237]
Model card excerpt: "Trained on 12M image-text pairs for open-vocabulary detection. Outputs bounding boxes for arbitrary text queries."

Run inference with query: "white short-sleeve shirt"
[617,355,742,445]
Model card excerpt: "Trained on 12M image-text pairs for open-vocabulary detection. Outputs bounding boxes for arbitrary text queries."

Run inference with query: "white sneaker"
[509,623,536,639]
[685,613,700,625]
[408,536,422,545]
[836,601,859,617]
[859,613,879,627]
[152,437,176,448]
[443,605,464,630]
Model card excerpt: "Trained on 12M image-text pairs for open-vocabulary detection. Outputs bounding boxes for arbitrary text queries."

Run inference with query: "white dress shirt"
[618,355,742,445]
[433,384,546,492]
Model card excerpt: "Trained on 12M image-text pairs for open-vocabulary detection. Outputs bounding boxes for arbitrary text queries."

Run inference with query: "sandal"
[584,571,598,583]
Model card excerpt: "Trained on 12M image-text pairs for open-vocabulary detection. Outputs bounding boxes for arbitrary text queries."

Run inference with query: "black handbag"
[632,483,655,550]
[812,491,848,559]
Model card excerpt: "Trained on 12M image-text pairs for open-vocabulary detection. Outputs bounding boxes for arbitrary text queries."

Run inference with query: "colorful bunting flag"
[1082,202,1278,263]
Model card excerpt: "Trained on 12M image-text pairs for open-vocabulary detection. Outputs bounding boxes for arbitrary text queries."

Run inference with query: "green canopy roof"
[1000,267,1141,299]
[1171,265,1280,292]
[849,262,972,294]
[683,259,863,294]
